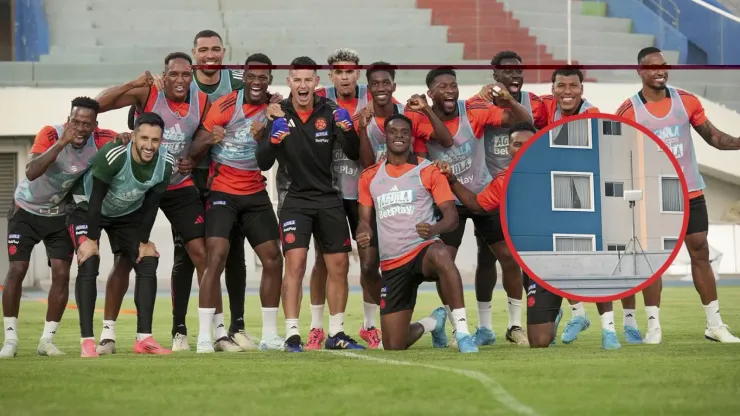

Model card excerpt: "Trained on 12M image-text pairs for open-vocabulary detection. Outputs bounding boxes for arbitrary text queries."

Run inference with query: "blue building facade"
[506,120,603,252]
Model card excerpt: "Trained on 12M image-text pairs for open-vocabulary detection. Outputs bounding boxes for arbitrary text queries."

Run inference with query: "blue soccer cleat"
[473,327,496,346]
[623,326,643,344]
[561,315,590,344]
[550,308,563,346]
[602,329,622,350]
[455,332,479,354]
[325,332,366,350]
[430,307,449,348]
[284,335,305,353]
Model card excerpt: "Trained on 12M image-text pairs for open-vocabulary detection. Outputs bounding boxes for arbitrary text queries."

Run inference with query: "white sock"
[213,313,228,340]
[507,297,523,329]
[198,308,215,343]
[329,313,345,337]
[444,305,454,328]
[261,307,279,339]
[416,315,438,333]
[100,320,116,341]
[571,302,586,317]
[600,311,616,332]
[645,306,661,330]
[477,301,492,330]
[703,300,723,328]
[310,304,324,329]
[362,302,377,329]
[285,318,300,338]
[136,333,151,341]
[41,321,59,341]
[623,309,638,329]
[3,317,18,342]
[450,308,470,335]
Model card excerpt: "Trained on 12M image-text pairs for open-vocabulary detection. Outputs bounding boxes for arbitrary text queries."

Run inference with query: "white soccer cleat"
[37,339,65,356]
[171,333,190,352]
[196,341,215,354]
[231,330,258,351]
[214,338,243,353]
[643,327,662,344]
[96,340,116,355]
[0,341,18,358]
[705,325,740,343]
[258,336,285,351]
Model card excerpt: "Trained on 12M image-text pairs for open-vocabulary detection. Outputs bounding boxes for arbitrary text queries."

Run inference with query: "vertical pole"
[567,0,572,64]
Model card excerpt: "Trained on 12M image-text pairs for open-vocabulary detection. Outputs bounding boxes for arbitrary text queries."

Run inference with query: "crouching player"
[69,112,174,357]
[355,114,477,352]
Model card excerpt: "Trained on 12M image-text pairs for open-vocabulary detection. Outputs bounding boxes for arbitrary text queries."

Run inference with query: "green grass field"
[2,287,740,416]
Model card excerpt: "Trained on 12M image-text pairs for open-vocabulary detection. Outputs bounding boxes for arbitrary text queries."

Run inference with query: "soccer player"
[411,67,532,347]
[189,53,284,352]
[94,53,239,353]
[543,68,621,350]
[0,98,118,358]
[68,112,173,357]
[437,122,562,347]
[616,47,740,344]
[474,51,550,347]
[356,113,477,353]
[256,56,364,352]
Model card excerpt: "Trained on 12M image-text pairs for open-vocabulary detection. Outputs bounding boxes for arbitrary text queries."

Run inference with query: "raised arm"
[333,107,360,161]
[95,72,154,113]
[408,94,453,148]
[356,108,377,168]
[26,125,76,181]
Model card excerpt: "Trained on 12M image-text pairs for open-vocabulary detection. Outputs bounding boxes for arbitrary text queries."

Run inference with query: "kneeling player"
[69,112,174,357]
[355,114,477,353]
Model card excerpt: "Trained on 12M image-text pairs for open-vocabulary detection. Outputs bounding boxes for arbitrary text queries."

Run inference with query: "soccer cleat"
[705,324,740,343]
[601,329,621,350]
[171,333,190,352]
[455,332,479,353]
[230,330,258,351]
[325,332,366,350]
[0,340,18,358]
[196,340,215,354]
[623,326,643,344]
[506,326,529,346]
[284,335,305,352]
[37,339,65,356]
[81,339,99,358]
[643,327,662,344]
[133,336,172,355]
[430,307,449,348]
[96,339,116,355]
[561,315,590,344]
[214,337,243,352]
[305,328,326,350]
[473,327,496,346]
[259,335,285,351]
[359,326,382,349]
[550,308,563,346]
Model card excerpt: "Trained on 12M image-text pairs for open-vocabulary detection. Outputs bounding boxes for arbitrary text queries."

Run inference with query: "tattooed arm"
[694,120,740,150]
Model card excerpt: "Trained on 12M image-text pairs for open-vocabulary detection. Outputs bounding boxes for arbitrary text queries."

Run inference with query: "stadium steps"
[544,275,650,297]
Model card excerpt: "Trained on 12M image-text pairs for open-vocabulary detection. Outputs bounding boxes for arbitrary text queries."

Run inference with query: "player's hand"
[150,73,165,91]
[60,123,80,145]
[334,108,354,132]
[356,223,373,249]
[116,132,133,145]
[177,157,193,175]
[406,94,429,111]
[132,71,155,89]
[137,241,159,263]
[266,103,285,120]
[210,125,226,144]
[479,83,512,103]
[416,222,437,240]
[270,117,290,145]
[268,92,284,104]
[251,120,266,140]
[76,239,99,265]
[358,106,374,129]
[433,160,456,184]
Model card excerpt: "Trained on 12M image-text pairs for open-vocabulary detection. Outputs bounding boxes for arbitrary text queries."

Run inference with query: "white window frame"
[553,234,597,252]
[549,119,593,149]
[551,171,596,212]
[658,174,684,214]
[607,243,627,252]
[661,236,680,251]
[601,120,622,136]
[604,181,624,198]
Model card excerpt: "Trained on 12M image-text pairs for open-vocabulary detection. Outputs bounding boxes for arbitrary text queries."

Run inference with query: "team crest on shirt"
[315,118,327,131]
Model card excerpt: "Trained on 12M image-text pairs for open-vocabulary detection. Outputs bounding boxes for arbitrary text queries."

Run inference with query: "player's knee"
[686,236,709,261]
[6,261,30,283]
[428,244,453,266]
[50,261,71,283]
[285,262,307,280]
[261,249,283,275]
[77,255,101,279]
[134,256,159,278]
[528,330,554,348]
[383,339,407,351]
[186,239,208,264]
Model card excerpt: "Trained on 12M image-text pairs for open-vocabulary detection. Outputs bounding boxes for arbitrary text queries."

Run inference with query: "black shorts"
[66,207,140,260]
[526,274,563,325]
[159,185,205,244]
[279,204,352,254]
[7,204,74,263]
[436,205,500,248]
[206,190,279,248]
[379,243,435,315]
[342,198,378,247]
[192,168,209,198]
[686,194,709,236]
[473,208,505,244]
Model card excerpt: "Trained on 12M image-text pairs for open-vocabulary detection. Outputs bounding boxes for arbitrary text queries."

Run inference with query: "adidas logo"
[6,327,13,331]
[390,185,399,192]
[103,326,110,329]
[217,324,225,328]
[626,314,633,318]
[195,215,204,224]
[457,318,466,322]
[50,331,56,334]
[290,325,298,329]
[648,316,656,320]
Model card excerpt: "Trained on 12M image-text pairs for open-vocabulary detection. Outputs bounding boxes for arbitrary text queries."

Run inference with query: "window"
[602,121,622,136]
[550,119,592,148]
[604,181,624,198]
[662,237,679,251]
[551,172,594,211]
[607,244,627,252]
[659,176,683,213]
[553,234,596,252]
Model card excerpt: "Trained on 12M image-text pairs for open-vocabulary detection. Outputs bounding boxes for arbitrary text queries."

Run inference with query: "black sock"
[171,242,194,336]
[134,257,159,334]
[225,232,247,333]
[76,256,100,338]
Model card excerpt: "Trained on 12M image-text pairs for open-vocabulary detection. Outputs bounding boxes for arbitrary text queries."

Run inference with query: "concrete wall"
[520,250,673,277]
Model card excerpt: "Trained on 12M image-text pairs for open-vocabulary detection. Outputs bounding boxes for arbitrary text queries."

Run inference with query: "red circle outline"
[500,112,691,303]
